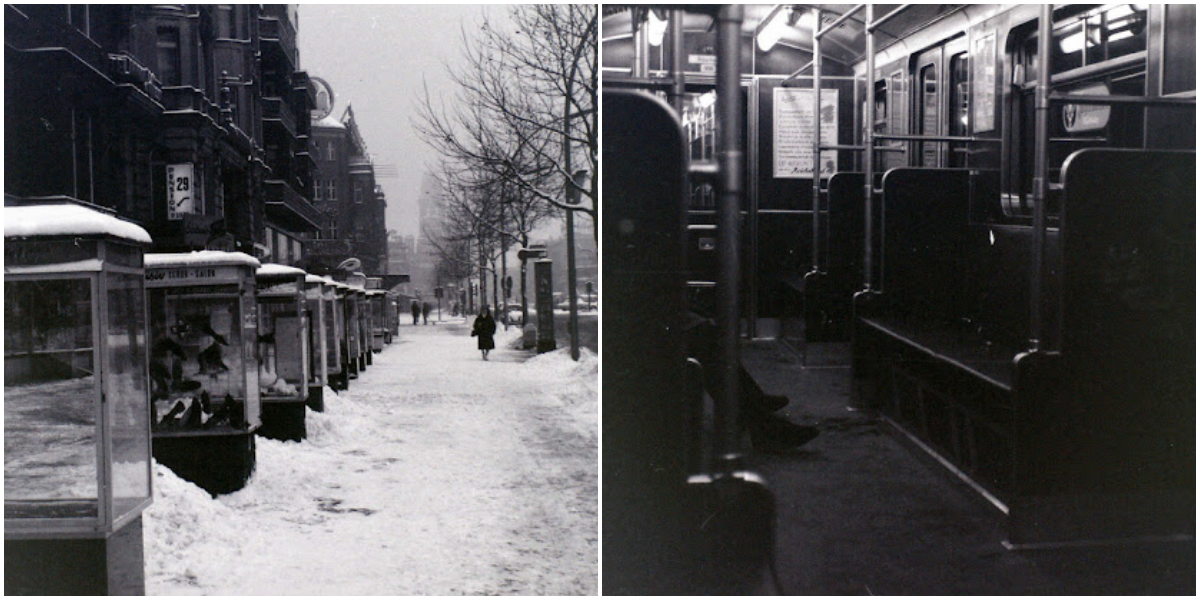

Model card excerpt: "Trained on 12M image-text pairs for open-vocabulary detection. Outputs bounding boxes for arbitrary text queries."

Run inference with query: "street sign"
[518,247,547,261]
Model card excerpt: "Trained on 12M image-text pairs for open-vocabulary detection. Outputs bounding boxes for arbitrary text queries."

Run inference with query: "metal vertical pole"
[715,4,744,474]
[862,4,875,291]
[1029,4,1052,351]
[632,8,648,78]
[670,9,686,115]
[811,8,822,273]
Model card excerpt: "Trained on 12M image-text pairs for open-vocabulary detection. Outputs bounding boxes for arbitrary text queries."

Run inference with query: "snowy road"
[145,320,597,595]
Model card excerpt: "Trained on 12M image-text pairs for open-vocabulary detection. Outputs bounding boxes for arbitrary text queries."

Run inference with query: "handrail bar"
[874,134,1002,143]
[1047,94,1196,106]
[781,59,815,84]
[866,4,911,33]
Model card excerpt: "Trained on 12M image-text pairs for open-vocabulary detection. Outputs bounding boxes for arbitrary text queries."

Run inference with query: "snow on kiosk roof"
[256,263,307,278]
[145,250,261,269]
[3,203,152,244]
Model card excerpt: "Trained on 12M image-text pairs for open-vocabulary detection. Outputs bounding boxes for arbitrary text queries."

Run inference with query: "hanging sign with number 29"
[167,163,197,220]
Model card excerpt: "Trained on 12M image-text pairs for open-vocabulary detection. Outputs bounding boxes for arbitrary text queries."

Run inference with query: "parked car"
[505,303,524,325]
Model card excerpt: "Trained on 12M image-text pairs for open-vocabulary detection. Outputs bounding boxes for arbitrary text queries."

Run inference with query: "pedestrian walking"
[411,300,421,326]
[471,305,497,360]
[422,301,432,325]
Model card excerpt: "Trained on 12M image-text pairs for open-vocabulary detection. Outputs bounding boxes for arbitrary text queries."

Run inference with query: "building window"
[353,182,363,204]
[216,5,236,39]
[156,27,182,86]
[72,108,94,203]
[277,232,289,263]
[325,141,337,162]
[326,180,337,203]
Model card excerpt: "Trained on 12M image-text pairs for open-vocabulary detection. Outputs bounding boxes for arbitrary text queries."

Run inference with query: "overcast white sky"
[297,4,504,237]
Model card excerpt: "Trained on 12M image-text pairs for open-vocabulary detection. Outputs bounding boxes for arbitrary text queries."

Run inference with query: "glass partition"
[4,277,98,520]
[104,272,151,522]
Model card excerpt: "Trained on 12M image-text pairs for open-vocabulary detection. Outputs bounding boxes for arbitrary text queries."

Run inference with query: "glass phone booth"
[4,203,153,595]
[304,274,329,411]
[144,251,261,495]
[255,264,310,441]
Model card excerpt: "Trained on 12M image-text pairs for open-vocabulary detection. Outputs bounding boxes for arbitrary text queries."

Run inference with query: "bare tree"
[415,4,597,242]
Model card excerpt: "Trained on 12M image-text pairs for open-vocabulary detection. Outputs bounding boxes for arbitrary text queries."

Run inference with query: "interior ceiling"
[602,4,967,65]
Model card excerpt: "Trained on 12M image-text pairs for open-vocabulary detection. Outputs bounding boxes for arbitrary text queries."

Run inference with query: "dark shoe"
[750,416,819,454]
[758,393,790,412]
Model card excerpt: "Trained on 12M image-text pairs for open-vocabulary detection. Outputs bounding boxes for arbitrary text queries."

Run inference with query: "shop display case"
[356,288,371,368]
[325,278,350,390]
[344,273,371,369]
[384,293,399,342]
[368,290,386,353]
[255,264,309,441]
[144,251,261,495]
[303,274,330,411]
[339,283,361,381]
[4,203,153,595]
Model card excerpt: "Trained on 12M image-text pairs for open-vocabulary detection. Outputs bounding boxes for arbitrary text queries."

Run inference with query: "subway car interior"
[602,4,1195,595]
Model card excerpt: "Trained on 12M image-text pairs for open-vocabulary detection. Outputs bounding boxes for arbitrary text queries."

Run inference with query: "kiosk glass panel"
[326,296,341,372]
[4,278,98,519]
[105,272,151,520]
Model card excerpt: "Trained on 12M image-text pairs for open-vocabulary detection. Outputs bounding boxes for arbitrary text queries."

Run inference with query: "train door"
[871,65,909,171]
[947,47,970,168]
[911,38,968,168]
[913,47,944,167]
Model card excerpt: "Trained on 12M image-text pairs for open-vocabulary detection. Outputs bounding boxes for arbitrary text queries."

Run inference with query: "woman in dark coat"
[471,305,497,360]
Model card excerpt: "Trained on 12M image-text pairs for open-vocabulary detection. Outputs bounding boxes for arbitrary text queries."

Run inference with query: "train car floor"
[739,339,1195,595]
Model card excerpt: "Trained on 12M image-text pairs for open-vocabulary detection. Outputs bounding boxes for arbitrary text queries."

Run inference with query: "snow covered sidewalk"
[144,320,597,595]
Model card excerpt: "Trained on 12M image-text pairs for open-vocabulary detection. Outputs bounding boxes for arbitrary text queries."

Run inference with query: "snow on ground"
[144,319,597,595]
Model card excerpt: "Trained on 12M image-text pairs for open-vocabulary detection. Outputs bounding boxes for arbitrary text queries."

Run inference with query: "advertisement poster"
[773,87,838,178]
[972,32,997,131]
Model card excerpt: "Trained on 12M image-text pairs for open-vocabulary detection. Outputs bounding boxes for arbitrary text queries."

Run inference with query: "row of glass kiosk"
[4,203,402,594]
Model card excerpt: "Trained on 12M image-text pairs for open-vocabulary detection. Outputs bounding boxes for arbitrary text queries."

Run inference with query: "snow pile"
[523,346,598,388]
[143,463,266,594]
[302,388,374,448]
[520,347,598,439]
